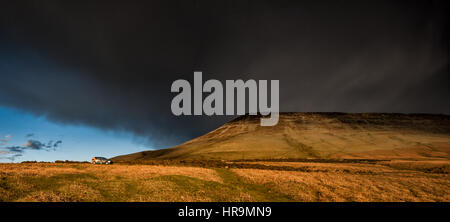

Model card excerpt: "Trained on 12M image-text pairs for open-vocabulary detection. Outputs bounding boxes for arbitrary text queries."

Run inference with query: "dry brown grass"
[239,161,395,173]
[0,163,223,202]
[0,163,221,182]
[381,160,450,174]
[0,161,449,202]
[232,160,450,202]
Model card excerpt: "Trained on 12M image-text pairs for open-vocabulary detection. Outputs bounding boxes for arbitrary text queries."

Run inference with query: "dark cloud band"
[0,0,448,148]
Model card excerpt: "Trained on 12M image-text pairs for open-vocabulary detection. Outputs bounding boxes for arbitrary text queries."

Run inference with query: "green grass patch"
[0,173,98,201]
[147,169,294,201]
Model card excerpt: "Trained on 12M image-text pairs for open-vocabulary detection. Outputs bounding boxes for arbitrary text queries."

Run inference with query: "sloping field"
[113,113,450,161]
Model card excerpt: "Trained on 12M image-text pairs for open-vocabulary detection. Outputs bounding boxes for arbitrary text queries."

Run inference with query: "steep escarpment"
[113,113,450,161]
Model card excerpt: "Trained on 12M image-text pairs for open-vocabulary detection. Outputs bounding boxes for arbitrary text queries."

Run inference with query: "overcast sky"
[0,0,448,161]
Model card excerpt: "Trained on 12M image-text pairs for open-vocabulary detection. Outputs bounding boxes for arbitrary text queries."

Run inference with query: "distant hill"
[112,113,450,161]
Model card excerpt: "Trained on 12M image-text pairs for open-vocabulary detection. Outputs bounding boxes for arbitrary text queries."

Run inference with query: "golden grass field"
[2,113,449,202]
[0,159,448,202]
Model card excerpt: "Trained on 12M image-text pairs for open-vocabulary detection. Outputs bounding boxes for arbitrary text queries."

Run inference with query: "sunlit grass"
[0,161,448,202]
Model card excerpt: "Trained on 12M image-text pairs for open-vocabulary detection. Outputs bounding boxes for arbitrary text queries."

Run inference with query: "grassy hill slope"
[113,113,450,161]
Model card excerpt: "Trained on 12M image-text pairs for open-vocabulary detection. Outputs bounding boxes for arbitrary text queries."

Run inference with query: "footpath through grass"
[149,168,294,201]
[0,164,295,201]
[214,168,293,201]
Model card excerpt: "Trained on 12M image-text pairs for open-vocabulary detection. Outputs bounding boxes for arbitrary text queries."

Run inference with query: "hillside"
[113,113,450,161]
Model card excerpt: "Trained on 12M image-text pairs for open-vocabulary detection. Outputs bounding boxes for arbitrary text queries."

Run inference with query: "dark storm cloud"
[0,0,448,147]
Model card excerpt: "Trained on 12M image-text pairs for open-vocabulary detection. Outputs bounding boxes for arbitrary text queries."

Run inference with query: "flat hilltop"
[113,113,450,161]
